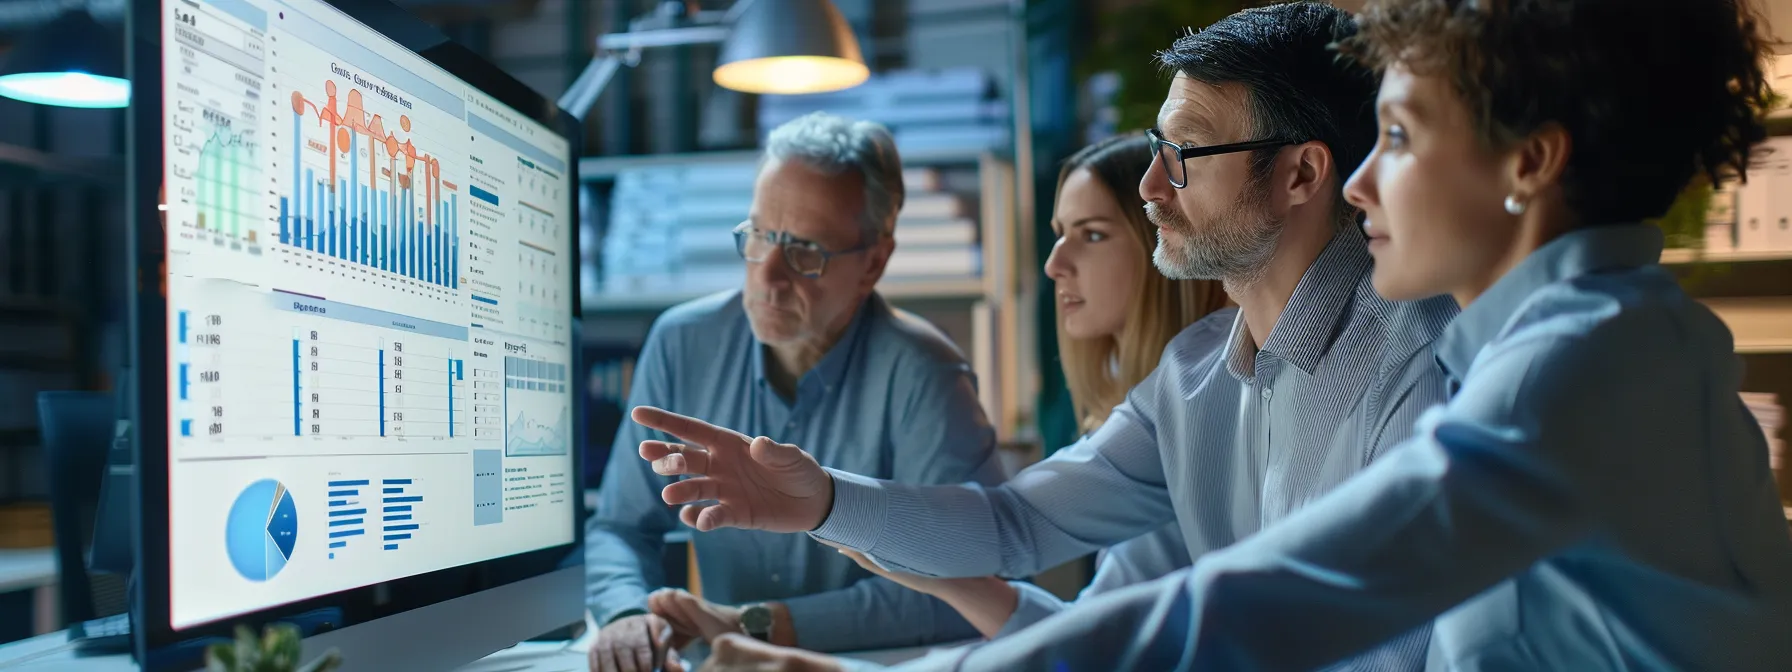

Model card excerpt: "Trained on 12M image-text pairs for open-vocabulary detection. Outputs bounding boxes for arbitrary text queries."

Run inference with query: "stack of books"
[757,67,1010,155]
[599,160,982,298]
[1743,392,1784,488]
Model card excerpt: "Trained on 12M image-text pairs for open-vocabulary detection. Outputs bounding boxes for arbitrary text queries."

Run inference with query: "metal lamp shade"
[712,0,868,95]
[0,10,128,108]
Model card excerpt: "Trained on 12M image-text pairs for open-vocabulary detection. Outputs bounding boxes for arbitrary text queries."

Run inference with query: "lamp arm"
[556,54,623,122]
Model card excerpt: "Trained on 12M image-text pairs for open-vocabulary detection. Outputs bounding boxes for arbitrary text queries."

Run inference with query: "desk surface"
[0,549,56,595]
[0,630,947,671]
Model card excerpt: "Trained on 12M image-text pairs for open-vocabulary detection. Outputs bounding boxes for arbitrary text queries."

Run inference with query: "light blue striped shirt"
[890,225,1792,670]
[814,230,1459,669]
[586,290,1005,652]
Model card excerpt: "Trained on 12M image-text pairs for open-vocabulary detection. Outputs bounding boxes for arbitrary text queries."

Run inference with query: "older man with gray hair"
[585,112,1004,672]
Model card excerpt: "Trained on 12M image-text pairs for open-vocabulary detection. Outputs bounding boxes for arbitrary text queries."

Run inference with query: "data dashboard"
[159,0,575,629]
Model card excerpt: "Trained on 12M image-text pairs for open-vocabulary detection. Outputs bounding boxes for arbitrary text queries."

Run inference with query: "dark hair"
[1157,1,1380,224]
[1344,0,1773,224]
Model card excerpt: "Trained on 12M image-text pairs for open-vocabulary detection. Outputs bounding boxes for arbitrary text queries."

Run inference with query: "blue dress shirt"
[895,225,1792,670]
[814,230,1460,669]
[586,290,1005,652]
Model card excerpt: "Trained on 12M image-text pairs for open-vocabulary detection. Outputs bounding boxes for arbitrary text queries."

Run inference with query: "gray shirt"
[587,290,1005,652]
[815,230,1460,668]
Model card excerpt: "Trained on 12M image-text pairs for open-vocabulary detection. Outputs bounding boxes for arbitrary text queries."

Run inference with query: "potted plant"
[204,623,342,672]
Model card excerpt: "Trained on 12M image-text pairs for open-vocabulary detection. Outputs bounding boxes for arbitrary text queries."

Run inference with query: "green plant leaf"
[1077,0,1248,133]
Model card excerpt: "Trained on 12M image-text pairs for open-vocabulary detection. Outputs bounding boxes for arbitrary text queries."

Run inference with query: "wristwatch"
[739,603,773,642]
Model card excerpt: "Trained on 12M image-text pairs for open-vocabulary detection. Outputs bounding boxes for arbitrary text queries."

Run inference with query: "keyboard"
[70,614,132,654]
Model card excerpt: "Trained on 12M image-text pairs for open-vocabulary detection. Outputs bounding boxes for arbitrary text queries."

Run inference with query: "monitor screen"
[156,0,575,630]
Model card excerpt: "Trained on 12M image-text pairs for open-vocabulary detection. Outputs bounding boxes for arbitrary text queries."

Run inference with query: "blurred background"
[1,0,1791,646]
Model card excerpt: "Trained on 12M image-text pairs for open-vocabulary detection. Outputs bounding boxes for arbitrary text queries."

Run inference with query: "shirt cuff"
[994,582,1067,639]
[782,590,872,652]
[589,590,651,627]
[809,469,890,552]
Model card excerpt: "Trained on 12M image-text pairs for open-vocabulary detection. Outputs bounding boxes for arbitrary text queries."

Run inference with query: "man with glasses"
[585,112,1004,672]
[623,3,1465,670]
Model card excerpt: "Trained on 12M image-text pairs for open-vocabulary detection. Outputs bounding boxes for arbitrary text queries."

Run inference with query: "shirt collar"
[750,292,882,394]
[1435,225,1664,379]
[1225,228,1374,381]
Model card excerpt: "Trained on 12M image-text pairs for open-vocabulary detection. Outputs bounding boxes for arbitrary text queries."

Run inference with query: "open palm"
[632,406,834,533]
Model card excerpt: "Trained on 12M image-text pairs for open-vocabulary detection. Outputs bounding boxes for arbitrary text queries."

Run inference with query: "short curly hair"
[1341,0,1774,225]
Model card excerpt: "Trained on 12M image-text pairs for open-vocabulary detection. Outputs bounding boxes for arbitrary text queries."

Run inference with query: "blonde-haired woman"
[839,134,1232,638]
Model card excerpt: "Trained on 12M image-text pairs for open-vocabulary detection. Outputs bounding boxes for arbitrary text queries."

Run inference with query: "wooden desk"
[0,548,58,639]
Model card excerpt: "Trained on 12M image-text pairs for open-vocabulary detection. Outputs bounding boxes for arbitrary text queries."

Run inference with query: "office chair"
[37,390,128,625]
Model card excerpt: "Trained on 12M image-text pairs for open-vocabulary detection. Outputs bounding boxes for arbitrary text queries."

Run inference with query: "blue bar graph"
[378,348,385,437]
[380,479,421,550]
[326,481,367,557]
[277,111,458,289]
[292,339,301,436]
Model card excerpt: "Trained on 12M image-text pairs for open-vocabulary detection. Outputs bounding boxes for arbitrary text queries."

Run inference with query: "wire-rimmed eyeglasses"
[732,221,875,279]
[1146,127,1302,189]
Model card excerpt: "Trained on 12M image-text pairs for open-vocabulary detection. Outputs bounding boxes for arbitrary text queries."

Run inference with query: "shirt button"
[1261,387,1273,402]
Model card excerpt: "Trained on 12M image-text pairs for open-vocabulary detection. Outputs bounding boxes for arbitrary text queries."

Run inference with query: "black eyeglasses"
[732,221,874,279]
[1146,128,1301,189]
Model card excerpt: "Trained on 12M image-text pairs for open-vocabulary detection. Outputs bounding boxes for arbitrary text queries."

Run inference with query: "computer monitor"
[126,0,583,669]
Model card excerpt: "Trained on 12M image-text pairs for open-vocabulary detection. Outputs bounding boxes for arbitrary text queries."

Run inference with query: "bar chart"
[279,80,460,290]
[381,478,422,550]
[195,113,263,254]
[326,479,369,560]
[291,324,466,440]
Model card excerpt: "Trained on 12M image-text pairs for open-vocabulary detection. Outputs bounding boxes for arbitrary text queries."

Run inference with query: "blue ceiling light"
[0,10,128,109]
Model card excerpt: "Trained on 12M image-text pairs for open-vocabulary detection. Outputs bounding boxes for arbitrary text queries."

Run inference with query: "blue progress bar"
[384,505,412,512]
[383,479,412,485]
[328,541,346,549]
[384,496,422,504]
[329,529,365,539]
[383,544,398,550]
[328,508,367,517]
[329,480,370,486]
[382,487,405,494]
[386,523,419,532]
[327,490,357,498]
[328,518,364,527]
[383,533,412,541]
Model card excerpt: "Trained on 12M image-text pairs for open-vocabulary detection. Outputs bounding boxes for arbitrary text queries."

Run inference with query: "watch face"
[741,605,773,632]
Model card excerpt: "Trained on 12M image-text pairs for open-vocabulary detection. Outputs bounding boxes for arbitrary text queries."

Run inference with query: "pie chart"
[226,479,298,582]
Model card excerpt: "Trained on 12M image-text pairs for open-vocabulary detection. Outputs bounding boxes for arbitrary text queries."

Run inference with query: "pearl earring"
[1504,195,1527,216]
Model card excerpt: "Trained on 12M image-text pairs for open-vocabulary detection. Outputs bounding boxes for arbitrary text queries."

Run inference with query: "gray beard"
[1147,194,1281,289]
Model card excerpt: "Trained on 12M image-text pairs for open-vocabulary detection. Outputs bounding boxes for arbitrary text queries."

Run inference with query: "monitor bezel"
[127,0,584,660]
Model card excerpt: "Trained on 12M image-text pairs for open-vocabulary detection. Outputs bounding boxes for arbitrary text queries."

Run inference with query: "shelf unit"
[1702,298,1792,354]
[1661,248,1792,264]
